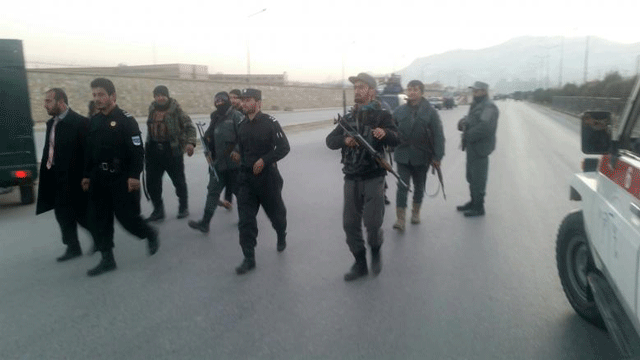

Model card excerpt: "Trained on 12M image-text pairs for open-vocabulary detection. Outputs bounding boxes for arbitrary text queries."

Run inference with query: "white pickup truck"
[557,76,640,358]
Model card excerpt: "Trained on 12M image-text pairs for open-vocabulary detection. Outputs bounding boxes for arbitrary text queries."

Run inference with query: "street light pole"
[246,8,267,84]
[342,51,346,116]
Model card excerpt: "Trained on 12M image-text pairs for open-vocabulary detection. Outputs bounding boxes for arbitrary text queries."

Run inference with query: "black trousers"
[88,171,154,252]
[145,142,188,209]
[237,166,287,259]
[51,176,91,249]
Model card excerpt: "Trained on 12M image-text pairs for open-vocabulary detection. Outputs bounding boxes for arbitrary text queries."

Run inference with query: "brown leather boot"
[411,203,421,224]
[393,207,406,231]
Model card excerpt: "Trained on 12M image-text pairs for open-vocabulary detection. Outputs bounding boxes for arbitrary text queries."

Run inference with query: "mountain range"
[397,36,640,94]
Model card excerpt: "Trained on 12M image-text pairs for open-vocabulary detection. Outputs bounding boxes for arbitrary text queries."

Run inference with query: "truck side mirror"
[581,111,612,154]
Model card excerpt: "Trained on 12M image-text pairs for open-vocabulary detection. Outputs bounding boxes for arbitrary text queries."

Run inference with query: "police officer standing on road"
[188,92,243,233]
[457,81,499,217]
[144,85,197,221]
[36,88,95,262]
[82,78,159,277]
[326,72,400,281]
[392,80,445,230]
[232,88,290,275]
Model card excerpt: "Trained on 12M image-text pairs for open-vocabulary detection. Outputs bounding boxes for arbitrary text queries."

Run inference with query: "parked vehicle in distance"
[378,73,407,111]
[556,76,640,358]
[442,96,456,109]
[428,97,443,110]
[0,39,38,204]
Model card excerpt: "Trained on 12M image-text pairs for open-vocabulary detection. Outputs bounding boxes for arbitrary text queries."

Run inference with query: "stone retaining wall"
[27,70,353,122]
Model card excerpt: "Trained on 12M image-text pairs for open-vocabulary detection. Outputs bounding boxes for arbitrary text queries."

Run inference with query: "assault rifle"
[196,122,219,182]
[335,114,410,191]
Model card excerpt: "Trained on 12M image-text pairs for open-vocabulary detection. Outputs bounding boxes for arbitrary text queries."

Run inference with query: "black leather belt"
[149,141,169,151]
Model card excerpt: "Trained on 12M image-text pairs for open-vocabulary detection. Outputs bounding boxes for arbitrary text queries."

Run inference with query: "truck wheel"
[556,211,605,328]
[19,184,34,205]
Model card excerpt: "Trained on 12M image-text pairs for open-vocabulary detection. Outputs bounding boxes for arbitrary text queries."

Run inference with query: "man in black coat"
[36,88,93,262]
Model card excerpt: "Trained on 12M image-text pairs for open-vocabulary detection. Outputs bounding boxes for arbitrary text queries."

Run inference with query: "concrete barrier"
[27,69,354,123]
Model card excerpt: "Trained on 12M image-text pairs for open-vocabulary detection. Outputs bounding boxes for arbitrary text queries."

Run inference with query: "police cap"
[469,81,489,90]
[348,72,377,89]
[241,88,262,101]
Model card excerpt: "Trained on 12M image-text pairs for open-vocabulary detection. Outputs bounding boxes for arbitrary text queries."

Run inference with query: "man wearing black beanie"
[145,85,197,221]
[188,91,244,233]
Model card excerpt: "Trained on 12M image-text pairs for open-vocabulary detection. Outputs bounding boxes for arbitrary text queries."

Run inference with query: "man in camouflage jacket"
[144,85,197,221]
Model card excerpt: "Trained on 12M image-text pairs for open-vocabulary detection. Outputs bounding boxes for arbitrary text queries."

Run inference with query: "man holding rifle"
[392,80,445,231]
[188,92,243,233]
[326,72,400,281]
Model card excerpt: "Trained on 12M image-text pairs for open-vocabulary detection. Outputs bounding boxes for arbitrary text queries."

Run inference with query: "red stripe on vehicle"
[599,154,640,200]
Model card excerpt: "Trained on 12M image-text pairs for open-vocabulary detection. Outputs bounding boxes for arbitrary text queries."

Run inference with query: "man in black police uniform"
[36,88,93,262]
[232,88,290,275]
[82,78,159,277]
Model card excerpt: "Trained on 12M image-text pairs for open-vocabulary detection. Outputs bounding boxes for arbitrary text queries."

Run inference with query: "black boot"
[464,204,485,217]
[87,250,117,277]
[177,201,189,219]
[277,231,287,252]
[344,251,368,281]
[371,246,382,276]
[188,219,209,233]
[235,257,256,275]
[456,201,473,212]
[146,204,165,222]
[147,227,160,255]
[56,245,82,262]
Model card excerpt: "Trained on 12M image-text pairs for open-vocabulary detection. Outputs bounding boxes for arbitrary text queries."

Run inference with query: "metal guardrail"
[552,96,626,117]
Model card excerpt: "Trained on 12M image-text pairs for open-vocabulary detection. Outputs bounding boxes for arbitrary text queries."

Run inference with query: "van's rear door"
[0,39,38,186]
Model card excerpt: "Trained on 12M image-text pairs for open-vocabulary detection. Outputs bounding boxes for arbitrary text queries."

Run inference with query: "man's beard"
[46,107,59,116]
[473,95,487,103]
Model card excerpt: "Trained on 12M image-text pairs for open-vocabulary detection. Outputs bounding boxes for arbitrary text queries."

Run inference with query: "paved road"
[0,101,621,359]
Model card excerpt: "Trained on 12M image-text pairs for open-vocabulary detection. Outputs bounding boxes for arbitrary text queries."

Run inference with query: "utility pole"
[246,8,267,84]
[584,36,590,84]
[558,37,564,88]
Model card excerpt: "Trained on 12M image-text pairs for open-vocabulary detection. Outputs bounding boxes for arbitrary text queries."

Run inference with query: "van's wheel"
[19,184,34,204]
[556,211,605,329]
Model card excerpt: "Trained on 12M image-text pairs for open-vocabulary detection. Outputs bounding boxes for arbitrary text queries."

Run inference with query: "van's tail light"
[12,170,31,179]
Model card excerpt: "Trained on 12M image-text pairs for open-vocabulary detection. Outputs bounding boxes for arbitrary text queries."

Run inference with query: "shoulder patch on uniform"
[132,135,142,146]
[122,110,134,118]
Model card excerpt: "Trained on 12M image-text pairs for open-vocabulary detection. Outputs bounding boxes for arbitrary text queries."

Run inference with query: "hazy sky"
[3,0,639,82]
